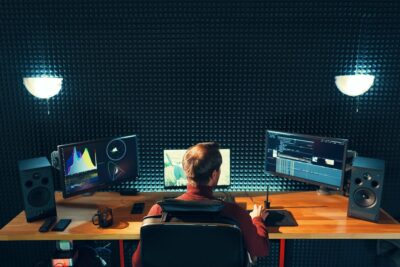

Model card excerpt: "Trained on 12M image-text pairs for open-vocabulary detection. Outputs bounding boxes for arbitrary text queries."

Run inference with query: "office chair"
[140,199,248,267]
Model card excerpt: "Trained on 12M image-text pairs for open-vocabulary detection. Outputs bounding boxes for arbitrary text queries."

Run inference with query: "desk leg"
[119,240,125,267]
[279,239,286,267]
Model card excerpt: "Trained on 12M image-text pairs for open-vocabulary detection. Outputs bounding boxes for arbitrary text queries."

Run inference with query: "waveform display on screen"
[65,146,97,176]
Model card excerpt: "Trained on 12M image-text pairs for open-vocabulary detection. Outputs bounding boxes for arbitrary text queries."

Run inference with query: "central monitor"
[164,149,230,188]
[265,130,348,192]
[58,135,139,198]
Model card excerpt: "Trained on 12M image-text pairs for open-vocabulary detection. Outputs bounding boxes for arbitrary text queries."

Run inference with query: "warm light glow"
[335,74,375,97]
[23,77,63,99]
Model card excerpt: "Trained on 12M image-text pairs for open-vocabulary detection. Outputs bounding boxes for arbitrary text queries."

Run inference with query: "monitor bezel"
[57,135,139,198]
[264,130,348,191]
[163,148,231,190]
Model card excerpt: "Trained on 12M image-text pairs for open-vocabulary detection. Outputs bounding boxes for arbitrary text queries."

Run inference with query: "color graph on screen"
[65,146,97,176]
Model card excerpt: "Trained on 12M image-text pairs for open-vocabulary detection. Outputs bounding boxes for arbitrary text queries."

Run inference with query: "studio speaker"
[347,156,385,222]
[18,157,57,222]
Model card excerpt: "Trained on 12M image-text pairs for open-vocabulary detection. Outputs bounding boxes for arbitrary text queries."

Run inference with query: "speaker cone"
[28,187,51,207]
[354,188,376,208]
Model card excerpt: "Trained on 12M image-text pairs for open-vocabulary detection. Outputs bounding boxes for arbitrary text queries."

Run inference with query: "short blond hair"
[182,142,222,186]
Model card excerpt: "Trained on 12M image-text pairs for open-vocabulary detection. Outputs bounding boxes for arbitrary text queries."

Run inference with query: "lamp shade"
[335,74,374,97]
[23,77,63,99]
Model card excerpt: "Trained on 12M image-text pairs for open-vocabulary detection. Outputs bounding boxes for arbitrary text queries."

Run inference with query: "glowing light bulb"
[23,77,63,99]
[335,75,374,96]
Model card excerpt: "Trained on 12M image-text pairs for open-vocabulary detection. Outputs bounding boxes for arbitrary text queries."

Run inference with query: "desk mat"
[264,210,298,227]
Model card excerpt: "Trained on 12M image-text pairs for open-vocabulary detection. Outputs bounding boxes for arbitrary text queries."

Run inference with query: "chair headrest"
[157,199,224,214]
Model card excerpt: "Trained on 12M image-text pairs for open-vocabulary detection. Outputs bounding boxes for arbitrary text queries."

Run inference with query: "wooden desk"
[1,191,399,241]
[1,191,399,267]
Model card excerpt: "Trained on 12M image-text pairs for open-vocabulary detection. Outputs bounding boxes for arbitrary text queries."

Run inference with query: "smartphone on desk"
[52,219,72,231]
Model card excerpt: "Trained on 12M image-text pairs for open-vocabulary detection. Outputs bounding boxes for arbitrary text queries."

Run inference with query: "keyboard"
[217,195,235,203]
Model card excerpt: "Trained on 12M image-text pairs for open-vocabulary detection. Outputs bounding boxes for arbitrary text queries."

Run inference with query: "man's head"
[182,142,222,187]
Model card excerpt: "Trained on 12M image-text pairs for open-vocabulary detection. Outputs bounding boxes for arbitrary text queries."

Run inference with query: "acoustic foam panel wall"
[0,1,399,266]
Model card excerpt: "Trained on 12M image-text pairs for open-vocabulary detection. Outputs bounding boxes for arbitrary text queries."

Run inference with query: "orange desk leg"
[119,240,125,267]
[279,239,286,267]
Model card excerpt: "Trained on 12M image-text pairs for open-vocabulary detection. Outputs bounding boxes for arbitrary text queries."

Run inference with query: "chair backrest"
[140,199,246,267]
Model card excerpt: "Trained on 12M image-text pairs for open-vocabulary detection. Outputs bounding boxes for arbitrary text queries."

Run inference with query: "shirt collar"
[186,184,214,199]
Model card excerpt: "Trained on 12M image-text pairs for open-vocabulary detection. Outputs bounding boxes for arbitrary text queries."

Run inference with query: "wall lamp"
[23,77,63,114]
[23,77,63,99]
[335,74,375,97]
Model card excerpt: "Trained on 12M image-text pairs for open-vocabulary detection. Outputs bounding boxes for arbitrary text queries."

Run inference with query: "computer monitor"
[58,135,139,198]
[265,130,348,192]
[164,149,230,188]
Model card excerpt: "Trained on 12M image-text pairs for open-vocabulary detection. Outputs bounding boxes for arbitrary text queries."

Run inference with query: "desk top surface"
[0,191,399,241]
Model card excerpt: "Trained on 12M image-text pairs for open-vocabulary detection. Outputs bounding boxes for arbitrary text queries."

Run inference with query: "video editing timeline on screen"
[164,149,231,188]
[266,131,348,189]
[58,135,139,198]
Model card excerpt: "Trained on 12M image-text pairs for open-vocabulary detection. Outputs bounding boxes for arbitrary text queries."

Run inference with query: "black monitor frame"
[163,149,231,190]
[58,135,139,198]
[265,130,348,191]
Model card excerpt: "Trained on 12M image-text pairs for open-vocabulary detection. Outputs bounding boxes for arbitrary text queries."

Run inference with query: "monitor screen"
[164,149,230,188]
[265,130,348,190]
[58,135,139,198]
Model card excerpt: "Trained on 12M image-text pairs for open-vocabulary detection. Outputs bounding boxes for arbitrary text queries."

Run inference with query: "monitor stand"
[316,186,331,195]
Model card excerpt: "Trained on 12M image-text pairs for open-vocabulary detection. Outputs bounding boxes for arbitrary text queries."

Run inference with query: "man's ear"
[212,169,221,184]
[211,170,218,180]
[207,170,218,186]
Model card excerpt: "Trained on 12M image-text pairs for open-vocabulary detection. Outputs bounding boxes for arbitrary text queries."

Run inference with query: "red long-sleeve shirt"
[132,185,269,267]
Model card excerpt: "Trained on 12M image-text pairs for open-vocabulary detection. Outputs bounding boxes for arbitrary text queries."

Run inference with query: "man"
[132,142,269,267]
